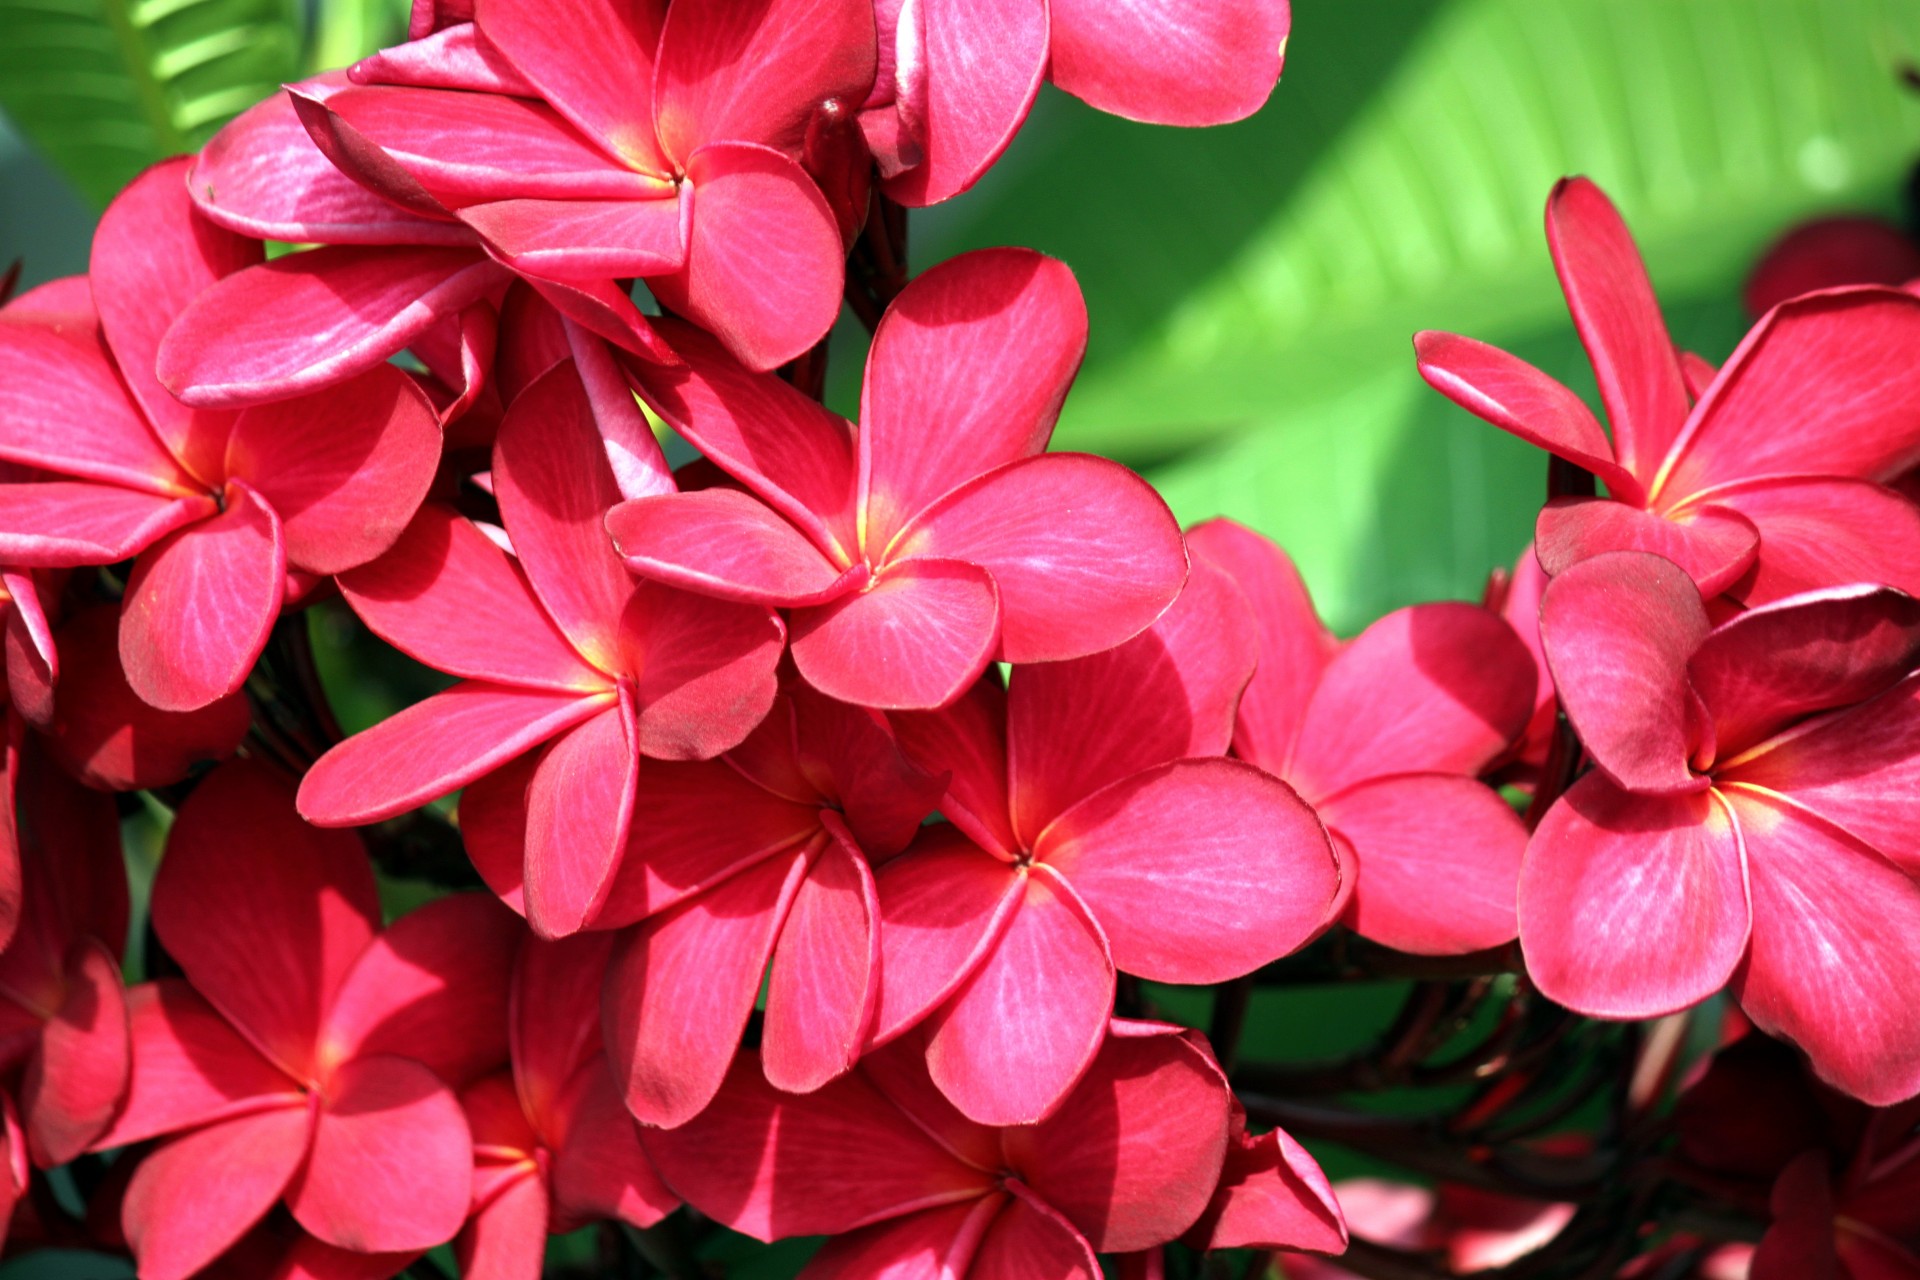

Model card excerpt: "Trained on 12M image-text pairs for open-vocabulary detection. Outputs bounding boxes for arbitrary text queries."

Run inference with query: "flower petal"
[1536,495,1762,599]
[882,0,1048,206]
[974,1184,1101,1280]
[1542,178,1692,485]
[123,1104,315,1280]
[763,829,880,1094]
[1186,1126,1348,1254]
[461,195,686,280]
[619,578,786,759]
[299,683,608,826]
[870,826,1023,1047]
[1006,1023,1230,1252]
[800,1196,1001,1278]
[1519,774,1748,1018]
[320,893,518,1087]
[1662,287,1920,495]
[1320,774,1524,956]
[474,0,666,170]
[888,677,1020,857]
[510,933,615,1130]
[606,847,809,1127]
[860,248,1085,547]
[1186,518,1340,773]
[351,23,536,94]
[338,504,605,691]
[1036,759,1338,983]
[287,1054,473,1252]
[158,245,507,408]
[896,452,1187,665]
[225,365,442,576]
[641,1051,991,1238]
[0,482,211,569]
[1726,785,1920,1105]
[925,865,1113,1126]
[155,760,382,1080]
[646,141,845,372]
[791,558,999,710]
[22,940,129,1166]
[455,1166,547,1280]
[92,156,258,484]
[1291,602,1535,801]
[1704,476,1920,605]
[524,698,639,938]
[119,480,285,712]
[608,488,849,606]
[1046,0,1286,126]
[549,1059,679,1227]
[0,322,192,491]
[1538,551,1713,795]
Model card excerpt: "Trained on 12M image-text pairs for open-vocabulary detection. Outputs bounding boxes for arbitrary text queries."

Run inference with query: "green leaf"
[306,0,407,78]
[0,0,302,207]
[925,0,1920,627]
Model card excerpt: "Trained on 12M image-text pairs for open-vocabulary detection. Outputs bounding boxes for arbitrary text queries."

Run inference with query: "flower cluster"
[2,3,1919,1278]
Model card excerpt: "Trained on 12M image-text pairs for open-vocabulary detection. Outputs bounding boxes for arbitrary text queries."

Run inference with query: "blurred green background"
[3,0,1920,1275]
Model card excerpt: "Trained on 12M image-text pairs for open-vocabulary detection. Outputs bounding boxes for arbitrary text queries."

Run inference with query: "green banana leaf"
[926,0,1920,628]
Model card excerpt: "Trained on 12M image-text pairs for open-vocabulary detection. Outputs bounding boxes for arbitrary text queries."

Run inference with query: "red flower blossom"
[1520,550,1920,1102]
[861,0,1292,205]
[299,359,784,939]
[589,684,944,1127]
[645,1020,1341,1275]
[867,560,1339,1124]
[1744,214,1920,317]
[0,158,443,711]
[96,761,517,1280]
[1417,177,1920,606]
[0,739,129,1167]
[1191,519,1534,955]
[609,247,1189,710]
[455,933,676,1277]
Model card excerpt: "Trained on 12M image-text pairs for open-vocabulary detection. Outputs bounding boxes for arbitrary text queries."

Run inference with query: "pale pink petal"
[223,366,441,576]
[1186,518,1339,772]
[523,698,639,938]
[860,248,1085,546]
[924,866,1113,1126]
[1662,287,1920,494]
[549,1060,679,1227]
[1727,786,1920,1105]
[791,558,999,710]
[158,245,508,408]
[191,79,473,245]
[1537,551,1713,795]
[763,831,880,1093]
[298,683,609,826]
[606,848,809,1127]
[895,452,1187,665]
[624,318,858,545]
[119,481,285,712]
[1704,476,1920,605]
[1544,178,1691,484]
[1006,1024,1230,1252]
[492,361,639,671]
[1536,495,1760,598]
[0,482,211,569]
[1689,583,1920,758]
[287,1055,473,1251]
[338,504,605,691]
[1036,759,1337,983]
[92,155,258,483]
[473,0,667,171]
[870,827,1023,1047]
[123,1105,315,1280]
[1717,673,1920,874]
[1413,331,1639,503]
[1519,775,1748,1018]
[1290,602,1535,800]
[1047,0,1286,125]
[22,940,129,1165]
[608,489,850,605]
[319,893,517,1086]
[0,322,193,491]
[646,142,845,372]
[460,195,685,279]
[154,760,381,1080]
[882,0,1048,207]
[654,0,874,160]
[1007,557,1256,843]
[1320,774,1523,956]
[618,579,786,759]
[640,1052,992,1238]
[888,679,1020,857]
[973,1184,1101,1280]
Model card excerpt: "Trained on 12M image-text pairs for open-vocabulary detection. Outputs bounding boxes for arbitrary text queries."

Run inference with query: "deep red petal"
[474,0,666,170]
[1706,476,1920,606]
[870,827,1022,1047]
[1047,0,1286,126]
[22,940,129,1166]
[0,322,193,492]
[461,194,685,280]
[549,1059,679,1227]
[511,932,616,1130]
[790,558,998,710]
[123,1105,314,1280]
[888,677,1019,857]
[608,489,848,605]
[455,1167,547,1280]
[523,699,639,938]
[619,579,786,759]
[1535,495,1761,599]
[973,1185,1101,1280]
[762,831,880,1094]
